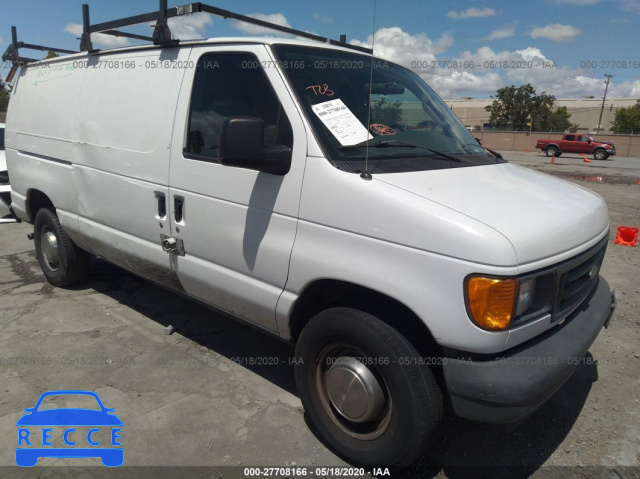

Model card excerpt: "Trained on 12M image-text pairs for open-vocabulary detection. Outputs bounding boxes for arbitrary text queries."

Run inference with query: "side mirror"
[218,117,291,175]
[475,137,482,146]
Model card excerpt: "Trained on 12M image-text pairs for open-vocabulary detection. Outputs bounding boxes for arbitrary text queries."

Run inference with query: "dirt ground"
[0,152,639,478]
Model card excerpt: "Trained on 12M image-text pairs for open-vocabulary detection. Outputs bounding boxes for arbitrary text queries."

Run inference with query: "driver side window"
[185,53,293,162]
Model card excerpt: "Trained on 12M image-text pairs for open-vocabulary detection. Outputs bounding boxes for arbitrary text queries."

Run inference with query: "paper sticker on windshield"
[312,99,372,146]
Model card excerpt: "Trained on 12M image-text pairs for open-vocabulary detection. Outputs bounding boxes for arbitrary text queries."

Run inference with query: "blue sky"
[1,0,639,99]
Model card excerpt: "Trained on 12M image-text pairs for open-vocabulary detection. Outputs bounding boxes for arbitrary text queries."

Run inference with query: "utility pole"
[596,74,613,134]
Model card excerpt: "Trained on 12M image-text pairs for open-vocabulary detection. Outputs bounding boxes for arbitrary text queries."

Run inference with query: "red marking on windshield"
[370,124,396,136]
[306,84,334,96]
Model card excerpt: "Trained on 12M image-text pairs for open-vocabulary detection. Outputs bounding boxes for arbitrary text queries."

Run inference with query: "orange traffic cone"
[550,155,555,164]
[614,226,639,247]
[583,157,592,163]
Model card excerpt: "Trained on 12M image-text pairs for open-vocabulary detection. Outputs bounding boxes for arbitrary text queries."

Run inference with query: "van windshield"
[272,45,501,173]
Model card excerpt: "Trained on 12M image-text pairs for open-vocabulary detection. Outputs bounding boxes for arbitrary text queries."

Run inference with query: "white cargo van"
[0,123,16,222]
[4,3,616,467]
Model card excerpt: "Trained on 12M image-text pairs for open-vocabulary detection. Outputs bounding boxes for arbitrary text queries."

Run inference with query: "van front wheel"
[294,307,442,467]
[34,208,90,287]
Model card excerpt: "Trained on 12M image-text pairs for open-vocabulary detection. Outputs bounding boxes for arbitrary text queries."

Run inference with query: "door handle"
[155,192,166,218]
[174,197,184,223]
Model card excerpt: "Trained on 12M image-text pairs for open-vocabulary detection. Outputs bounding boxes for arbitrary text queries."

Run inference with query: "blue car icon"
[16,390,123,467]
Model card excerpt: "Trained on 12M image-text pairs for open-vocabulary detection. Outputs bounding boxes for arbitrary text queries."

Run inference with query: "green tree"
[484,83,574,131]
[548,106,579,133]
[0,78,11,112]
[44,50,59,60]
[610,104,640,134]
[371,96,403,126]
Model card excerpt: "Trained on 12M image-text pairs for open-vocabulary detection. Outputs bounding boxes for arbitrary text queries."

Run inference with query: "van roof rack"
[2,0,372,81]
[2,26,78,82]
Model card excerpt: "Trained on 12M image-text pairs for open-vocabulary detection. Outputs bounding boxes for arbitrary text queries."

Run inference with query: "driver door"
[166,46,307,333]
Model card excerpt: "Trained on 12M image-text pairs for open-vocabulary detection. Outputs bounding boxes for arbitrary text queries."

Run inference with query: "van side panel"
[6,62,88,229]
[9,62,86,140]
[71,49,190,286]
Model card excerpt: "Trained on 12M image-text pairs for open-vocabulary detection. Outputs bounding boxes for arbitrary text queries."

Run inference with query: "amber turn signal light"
[466,277,517,330]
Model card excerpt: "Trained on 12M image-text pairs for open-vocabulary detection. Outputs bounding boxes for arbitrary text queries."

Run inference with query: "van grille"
[553,240,606,323]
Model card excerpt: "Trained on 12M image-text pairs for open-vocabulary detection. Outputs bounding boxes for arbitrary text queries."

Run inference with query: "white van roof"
[3,2,371,78]
[17,36,373,71]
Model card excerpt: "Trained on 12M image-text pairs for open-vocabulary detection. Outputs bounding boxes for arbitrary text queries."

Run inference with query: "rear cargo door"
[167,45,307,333]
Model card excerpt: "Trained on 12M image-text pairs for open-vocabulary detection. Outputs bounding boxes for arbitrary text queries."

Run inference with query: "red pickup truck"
[536,134,616,160]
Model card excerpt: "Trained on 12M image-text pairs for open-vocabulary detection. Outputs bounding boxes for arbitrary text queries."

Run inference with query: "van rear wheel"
[294,307,442,467]
[34,208,90,287]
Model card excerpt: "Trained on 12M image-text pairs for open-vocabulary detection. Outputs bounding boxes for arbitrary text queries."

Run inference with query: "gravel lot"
[0,152,639,478]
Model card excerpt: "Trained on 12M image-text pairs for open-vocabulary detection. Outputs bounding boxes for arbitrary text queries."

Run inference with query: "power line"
[596,74,613,134]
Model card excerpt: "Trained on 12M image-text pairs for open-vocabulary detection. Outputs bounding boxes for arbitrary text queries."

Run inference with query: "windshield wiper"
[426,149,463,162]
[483,147,503,160]
[341,142,463,163]
[460,142,504,160]
[339,140,420,150]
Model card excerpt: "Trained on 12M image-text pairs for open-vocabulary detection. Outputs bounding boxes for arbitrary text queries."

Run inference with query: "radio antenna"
[360,0,377,180]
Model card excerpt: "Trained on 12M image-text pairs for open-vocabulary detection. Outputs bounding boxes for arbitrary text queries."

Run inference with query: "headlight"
[515,278,536,317]
[466,276,542,331]
[466,277,516,330]
[0,170,8,184]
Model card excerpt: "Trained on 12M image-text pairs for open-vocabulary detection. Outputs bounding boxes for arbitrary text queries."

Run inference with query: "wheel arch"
[26,189,55,223]
[288,279,443,360]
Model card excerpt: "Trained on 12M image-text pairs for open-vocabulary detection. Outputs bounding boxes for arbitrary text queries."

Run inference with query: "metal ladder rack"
[2,0,372,81]
[2,26,78,82]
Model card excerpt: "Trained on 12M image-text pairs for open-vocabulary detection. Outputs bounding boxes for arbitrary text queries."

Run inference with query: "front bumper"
[443,277,614,424]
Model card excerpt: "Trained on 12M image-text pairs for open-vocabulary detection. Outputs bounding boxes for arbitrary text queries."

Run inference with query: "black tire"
[295,307,442,467]
[555,152,562,157]
[33,208,90,287]
[593,149,608,160]
[545,146,558,157]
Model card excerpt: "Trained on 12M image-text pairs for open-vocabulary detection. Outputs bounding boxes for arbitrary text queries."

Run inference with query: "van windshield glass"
[272,45,500,173]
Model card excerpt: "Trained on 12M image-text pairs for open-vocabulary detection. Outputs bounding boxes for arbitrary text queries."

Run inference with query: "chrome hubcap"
[326,357,385,423]
[41,229,59,270]
[316,345,392,440]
